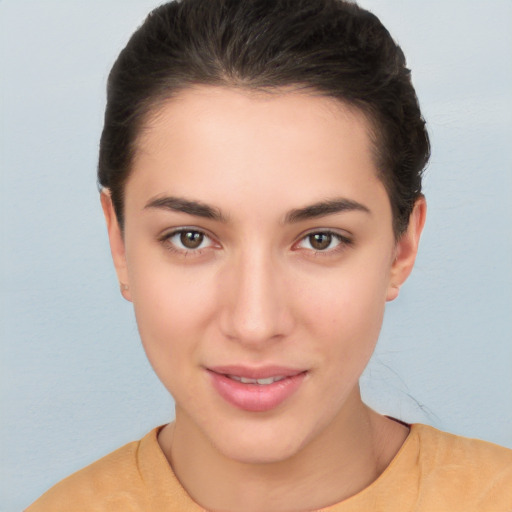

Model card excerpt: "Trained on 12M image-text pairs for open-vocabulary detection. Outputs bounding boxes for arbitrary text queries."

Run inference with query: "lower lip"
[208,371,306,412]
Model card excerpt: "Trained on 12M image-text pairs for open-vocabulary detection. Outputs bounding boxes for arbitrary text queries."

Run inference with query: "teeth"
[228,375,286,385]
[253,377,275,385]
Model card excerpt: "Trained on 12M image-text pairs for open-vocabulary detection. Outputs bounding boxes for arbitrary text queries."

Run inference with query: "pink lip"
[207,365,307,413]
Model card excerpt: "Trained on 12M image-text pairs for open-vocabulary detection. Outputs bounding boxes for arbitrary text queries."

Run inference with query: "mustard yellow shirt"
[26,424,512,511]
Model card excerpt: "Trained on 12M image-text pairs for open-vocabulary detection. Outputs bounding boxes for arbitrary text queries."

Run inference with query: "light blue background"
[1,1,511,510]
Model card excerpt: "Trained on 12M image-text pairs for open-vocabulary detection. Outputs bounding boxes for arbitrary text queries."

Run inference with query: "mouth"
[207,366,307,412]
[225,375,288,385]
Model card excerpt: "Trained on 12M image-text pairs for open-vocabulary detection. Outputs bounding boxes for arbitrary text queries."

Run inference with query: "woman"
[27,0,512,510]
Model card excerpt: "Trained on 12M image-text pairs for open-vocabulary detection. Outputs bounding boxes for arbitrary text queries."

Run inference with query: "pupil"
[310,233,331,250]
[180,231,203,249]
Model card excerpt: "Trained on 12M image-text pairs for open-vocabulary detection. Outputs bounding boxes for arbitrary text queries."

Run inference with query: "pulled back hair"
[98,0,430,237]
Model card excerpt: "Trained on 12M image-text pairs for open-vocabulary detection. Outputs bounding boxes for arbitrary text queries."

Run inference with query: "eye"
[160,228,216,254]
[295,231,352,253]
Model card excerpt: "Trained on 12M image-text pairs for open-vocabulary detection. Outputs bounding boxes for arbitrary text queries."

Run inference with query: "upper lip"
[207,365,307,379]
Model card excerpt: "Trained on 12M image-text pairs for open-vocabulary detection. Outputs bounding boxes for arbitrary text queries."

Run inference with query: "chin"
[207,419,314,465]
[218,439,304,465]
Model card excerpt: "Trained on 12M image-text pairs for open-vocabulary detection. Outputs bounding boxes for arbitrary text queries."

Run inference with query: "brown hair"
[98,0,430,237]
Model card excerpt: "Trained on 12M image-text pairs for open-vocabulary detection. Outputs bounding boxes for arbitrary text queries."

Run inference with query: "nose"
[219,248,293,347]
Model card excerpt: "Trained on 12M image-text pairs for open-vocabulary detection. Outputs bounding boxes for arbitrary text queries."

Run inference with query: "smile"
[207,366,307,412]
[227,375,287,385]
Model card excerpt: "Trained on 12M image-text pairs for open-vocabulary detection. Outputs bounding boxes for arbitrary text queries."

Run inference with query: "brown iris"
[309,233,333,250]
[180,230,204,249]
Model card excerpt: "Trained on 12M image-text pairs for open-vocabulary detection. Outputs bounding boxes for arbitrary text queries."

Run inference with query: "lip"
[208,365,306,380]
[207,365,307,412]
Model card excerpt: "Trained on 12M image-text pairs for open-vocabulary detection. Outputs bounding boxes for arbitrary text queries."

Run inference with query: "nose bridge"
[221,244,289,345]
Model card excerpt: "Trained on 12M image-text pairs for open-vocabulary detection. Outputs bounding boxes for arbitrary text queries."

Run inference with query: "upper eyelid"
[296,228,352,241]
[158,227,352,247]
[293,229,353,251]
[159,226,214,240]
[159,226,219,250]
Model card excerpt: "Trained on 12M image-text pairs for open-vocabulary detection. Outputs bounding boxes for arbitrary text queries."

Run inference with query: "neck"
[158,389,409,512]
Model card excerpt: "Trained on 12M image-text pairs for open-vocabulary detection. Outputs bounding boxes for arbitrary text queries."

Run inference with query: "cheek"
[297,254,391,371]
[301,263,389,335]
[126,252,218,381]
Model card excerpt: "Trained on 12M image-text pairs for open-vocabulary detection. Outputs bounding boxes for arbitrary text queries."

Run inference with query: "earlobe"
[386,196,427,302]
[100,190,132,302]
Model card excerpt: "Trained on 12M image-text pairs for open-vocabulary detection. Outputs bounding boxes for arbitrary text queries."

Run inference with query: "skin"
[102,86,426,512]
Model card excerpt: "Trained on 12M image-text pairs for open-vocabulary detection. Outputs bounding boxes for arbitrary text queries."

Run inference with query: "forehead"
[127,86,389,220]
[137,86,374,161]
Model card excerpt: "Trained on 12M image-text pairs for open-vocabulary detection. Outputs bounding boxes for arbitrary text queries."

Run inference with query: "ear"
[386,196,427,302]
[100,190,132,302]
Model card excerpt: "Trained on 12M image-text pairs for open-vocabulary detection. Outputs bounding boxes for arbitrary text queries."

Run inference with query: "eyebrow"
[144,195,370,223]
[284,198,370,223]
[144,196,228,222]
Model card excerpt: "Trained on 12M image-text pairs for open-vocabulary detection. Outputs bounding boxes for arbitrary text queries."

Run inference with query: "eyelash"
[158,228,217,256]
[294,230,353,256]
[158,228,353,257]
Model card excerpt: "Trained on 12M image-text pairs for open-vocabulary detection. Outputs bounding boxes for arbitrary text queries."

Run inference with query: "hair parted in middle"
[98,0,430,237]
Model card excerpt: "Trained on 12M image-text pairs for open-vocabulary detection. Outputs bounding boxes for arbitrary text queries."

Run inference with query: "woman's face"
[104,86,422,463]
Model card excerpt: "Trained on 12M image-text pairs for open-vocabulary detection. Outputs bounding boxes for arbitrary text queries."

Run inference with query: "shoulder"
[412,424,512,510]
[414,423,512,470]
[26,429,156,511]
